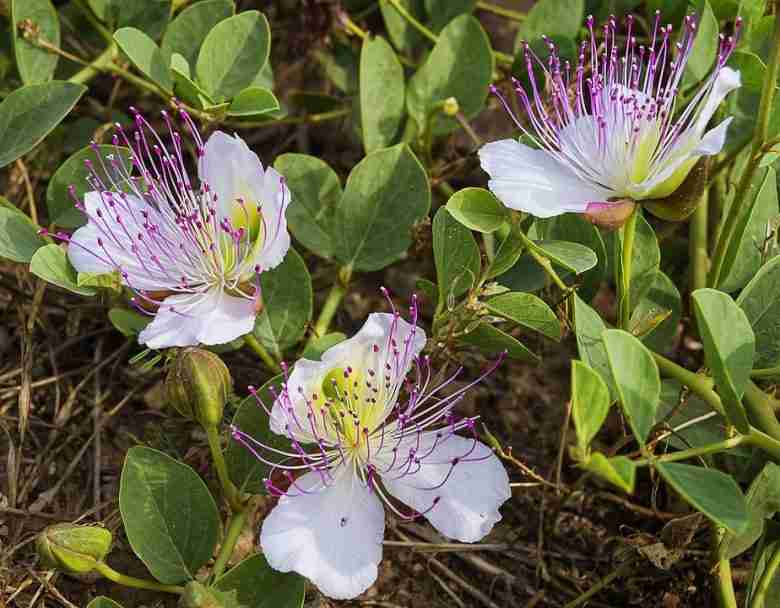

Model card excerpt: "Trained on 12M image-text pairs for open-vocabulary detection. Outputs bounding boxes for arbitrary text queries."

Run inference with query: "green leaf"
[407,15,493,135]
[161,0,234,69]
[446,187,508,233]
[719,167,778,292]
[683,0,719,83]
[515,0,584,50]
[691,289,754,433]
[459,323,538,362]
[433,207,480,303]
[253,249,312,358]
[227,87,280,118]
[114,27,173,92]
[582,453,636,493]
[487,224,525,280]
[111,0,172,40]
[226,376,289,494]
[46,145,133,229]
[86,598,124,608]
[540,214,607,301]
[571,361,611,452]
[119,446,220,584]
[108,308,151,337]
[631,270,682,354]
[379,0,426,52]
[11,0,60,84]
[360,35,405,153]
[485,292,560,341]
[603,330,660,445]
[274,154,341,259]
[573,294,615,398]
[78,271,121,290]
[424,0,477,32]
[721,463,780,559]
[0,81,86,168]
[334,144,430,271]
[729,50,766,91]
[533,240,597,275]
[214,554,306,608]
[656,380,729,451]
[656,462,749,533]
[196,11,270,101]
[737,256,780,368]
[30,244,96,296]
[301,333,347,361]
[0,203,45,263]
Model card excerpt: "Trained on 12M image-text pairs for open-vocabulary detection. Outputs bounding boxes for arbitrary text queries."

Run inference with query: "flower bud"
[181,582,225,608]
[166,348,232,427]
[36,523,112,574]
[644,158,708,222]
[442,97,460,116]
[584,199,637,231]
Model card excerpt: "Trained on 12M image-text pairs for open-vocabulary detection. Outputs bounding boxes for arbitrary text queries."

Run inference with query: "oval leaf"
[737,256,780,369]
[30,244,96,296]
[161,0,234,69]
[459,323,538,362]
[571,361,611,452]
[196,11,270,101]
[114,27,173,92]
[227,86,280,118]
[214,554,306,608]
[360,35,405,153]
[11,0,60,84]
[119,446,220,584]
[447,187,508,233]
[433,207,480,303]
[0,81,86,168]
[485,292,560,340]
[692,288,754,433]
[0,202,45,263]
[603,329,660,445]
[334,144,430,271]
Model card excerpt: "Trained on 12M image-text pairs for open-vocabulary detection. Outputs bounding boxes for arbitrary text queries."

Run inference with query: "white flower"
[479,13,741,218]
[232,296,511,600]
[60,109,290,348]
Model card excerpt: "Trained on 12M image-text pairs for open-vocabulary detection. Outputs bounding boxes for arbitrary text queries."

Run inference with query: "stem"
[68,45,115,85]
[690,189,709,293]
[752,542,780,608]
[752,366,780,379]
[226,108,352,130]
[476,1,526,21]
[94,562,184,594]
[744,381,780,443]
[709,5,780,287]
[634,435,748,467]
[516,230,568,292]
[617,207,638,330]
[243,334,281,374]
[205,424,243,512]
[309,267,352,344]
[212,507,249,580]
[651,352,725,416]
[714,527,739,608]
[380,0,514,66]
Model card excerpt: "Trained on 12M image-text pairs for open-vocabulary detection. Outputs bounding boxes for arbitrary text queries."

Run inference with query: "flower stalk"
[617,206,638,330]
[94,561,184,594]
[308,266,352,344]
[244,334,282,374]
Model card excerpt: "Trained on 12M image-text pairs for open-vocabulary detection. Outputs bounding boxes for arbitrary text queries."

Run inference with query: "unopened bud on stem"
[584,199,637,231]
[36,523,112,574]
[166,348,232,428]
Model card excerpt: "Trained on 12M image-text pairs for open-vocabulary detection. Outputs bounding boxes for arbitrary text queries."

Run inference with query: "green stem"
[752,366,780,379]
[709,5,780,287]
[634,435,748,467]
[744,381,780,443]
[309,267,352,344]
[243,334,281,374]
[690,189,709,293]
[516,230,568,292]
[94,562,184,594]
[617,207,638,330]
[476,1,526,21]
[212,507,249,580]
[380,0,514,66]
[68,45,115,85]
[714,527,739,608]
[752,541,780,608]
[205,425,243,511]
[651,352,724,416]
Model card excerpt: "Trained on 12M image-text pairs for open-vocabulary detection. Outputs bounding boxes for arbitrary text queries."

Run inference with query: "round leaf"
[433,207,480,303]
[196,11,270,101]
[334,144,430,272]
[114,27,173,92]
[446,187,508,233]
[360,35,405,153]
[737,256,780,368]
[119,446,220,585]
[214,554,306,608]
[0,202,45,263]
[227,87,280,118]
[161,0,234,69]
[30,244,96,296]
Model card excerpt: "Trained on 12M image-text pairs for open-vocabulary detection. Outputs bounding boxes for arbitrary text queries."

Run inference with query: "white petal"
[199,131,266,220]
[380,433,511,542]
[693,116,733,156]
[478,139,611,218]
[138,288,255,349]
[253,166,291,272]
[269,313,426,441]
[67,223,115,275]
[694,67,741,135]
[260,468,385,600]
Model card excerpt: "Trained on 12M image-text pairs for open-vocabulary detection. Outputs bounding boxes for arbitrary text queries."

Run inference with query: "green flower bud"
[36,523,112,574]
[442,97,460,116]
[166,348,232,428]
[181,582,225,608]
